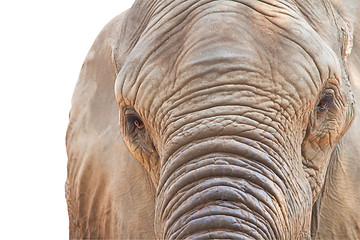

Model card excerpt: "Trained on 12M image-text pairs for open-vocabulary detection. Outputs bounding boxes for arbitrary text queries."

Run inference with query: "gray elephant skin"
[65,0,360,239]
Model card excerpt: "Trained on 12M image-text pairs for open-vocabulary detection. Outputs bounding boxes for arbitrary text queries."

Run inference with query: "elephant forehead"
[115,0,339,118]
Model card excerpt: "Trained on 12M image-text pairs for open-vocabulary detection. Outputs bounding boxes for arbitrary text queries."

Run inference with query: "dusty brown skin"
[66,0,360,239]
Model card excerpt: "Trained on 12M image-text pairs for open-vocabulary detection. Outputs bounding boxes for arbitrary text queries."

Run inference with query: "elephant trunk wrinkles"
[155,137,300,239]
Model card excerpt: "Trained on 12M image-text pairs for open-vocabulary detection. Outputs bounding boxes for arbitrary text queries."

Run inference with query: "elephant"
[65,0,360,239]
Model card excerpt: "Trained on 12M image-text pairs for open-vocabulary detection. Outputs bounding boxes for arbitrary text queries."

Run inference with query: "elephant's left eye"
[316,95,333,111]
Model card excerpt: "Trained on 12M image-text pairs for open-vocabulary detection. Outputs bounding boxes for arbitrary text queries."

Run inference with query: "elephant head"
[66,0,359,239]
[112,0,355,238]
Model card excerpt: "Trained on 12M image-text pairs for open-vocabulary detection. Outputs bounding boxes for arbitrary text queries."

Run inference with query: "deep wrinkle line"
[159,98,286,145]
[235,0,300,20]
[163,110,290,159]
[157,75,271,136]
[182,209,273,239]
[154,59,269,133]
[161,175,282,230]
[160,156,287,208]
[178,231,259,240]
[185,231,262,240]
[165,119,288,167]
[164,189,276,239]
[146,32,197,126]
[235,0,284,19]
[168,94,286,121]
[158,136,289,200]
[163,181,281,239]
[164,131,285,177]
[162,181,280,232]
[297,55,320,97]
[159,149,287,209]
[161,119,291,183]
[175,58,268,91]
[140,0,210,41]
[154,64,266,131]
[174,228,255,240]
[181,223,269,240]
[158,79,294,139]
[169,94,275,121]
[161,158,285,217]
[172,214,268,240]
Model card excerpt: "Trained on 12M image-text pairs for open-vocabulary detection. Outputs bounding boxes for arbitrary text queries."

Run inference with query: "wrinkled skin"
[66,0,360,239]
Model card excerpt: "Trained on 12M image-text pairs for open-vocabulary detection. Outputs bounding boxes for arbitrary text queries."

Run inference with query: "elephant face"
[115,1,354,239]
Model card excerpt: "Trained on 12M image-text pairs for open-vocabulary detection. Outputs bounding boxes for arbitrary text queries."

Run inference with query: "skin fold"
[66,0,360,239]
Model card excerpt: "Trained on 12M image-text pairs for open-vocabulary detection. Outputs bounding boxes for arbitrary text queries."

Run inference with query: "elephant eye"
[316,95,333,111]
[133,117,144,129]
[125,114,144,132]
[123,108,145,134]
[317,101,328,109]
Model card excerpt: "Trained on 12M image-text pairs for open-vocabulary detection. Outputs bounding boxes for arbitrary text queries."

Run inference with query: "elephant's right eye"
[133,118,144,129]
[122,108,145,135]
[127,115,144,132]
[124,114,145,134]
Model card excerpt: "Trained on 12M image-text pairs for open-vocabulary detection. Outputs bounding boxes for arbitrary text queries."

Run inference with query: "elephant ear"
[340,18,353,58]
[294,0,354,59]
[65,10,156,239]
[330,0,359,59]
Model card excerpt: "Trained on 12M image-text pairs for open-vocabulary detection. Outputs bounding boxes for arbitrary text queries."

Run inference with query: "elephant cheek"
[154,138,312,239]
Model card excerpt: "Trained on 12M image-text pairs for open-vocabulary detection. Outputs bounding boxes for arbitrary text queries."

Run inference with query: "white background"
[0,0,134,238]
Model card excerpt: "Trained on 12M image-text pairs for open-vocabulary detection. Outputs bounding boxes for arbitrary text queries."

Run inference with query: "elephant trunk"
[155,136,310,239]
